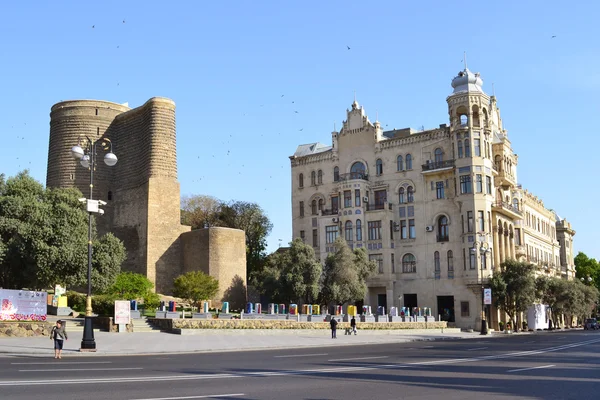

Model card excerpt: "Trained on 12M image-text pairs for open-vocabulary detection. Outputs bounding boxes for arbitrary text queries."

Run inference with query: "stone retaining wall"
[0,322,54,337]
[148,318,447,331]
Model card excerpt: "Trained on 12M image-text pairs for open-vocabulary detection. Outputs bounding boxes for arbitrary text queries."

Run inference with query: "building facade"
[290,67,574,330]
[46,98,246,304]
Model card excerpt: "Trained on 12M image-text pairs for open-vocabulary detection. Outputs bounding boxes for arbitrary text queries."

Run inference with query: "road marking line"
[328,356,389,362]
[11,361,112,365]
[524,341,536,344]
[467,347,488,351]
[422,346,434,348]
[2,337,599,386]
[274,353,328,358]
[130,394,245,400]
[19,367,143,372]
[507,364,555,373]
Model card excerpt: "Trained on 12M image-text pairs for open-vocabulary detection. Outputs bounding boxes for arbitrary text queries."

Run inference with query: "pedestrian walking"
[350,316,357,335]
[50,320,68,359]
[330,317,338,339]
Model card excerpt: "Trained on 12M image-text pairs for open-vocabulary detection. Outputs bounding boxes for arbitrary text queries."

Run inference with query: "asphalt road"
[1,331,599,400]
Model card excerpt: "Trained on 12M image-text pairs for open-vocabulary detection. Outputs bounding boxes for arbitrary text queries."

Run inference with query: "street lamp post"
[71,136,117,351]
[471,235,491,335]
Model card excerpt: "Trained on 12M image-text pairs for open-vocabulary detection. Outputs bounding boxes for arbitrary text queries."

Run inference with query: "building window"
[376,159,383,175]
[370,254,384,274]
[331,196,339,213]
[464,139,471,157]
[470,248,476,270]
[486,176,492,194]
[434,251,441,279]
[317,170,323,185]
[325,225,339,244]
[400,220,407,239]
[437,216,449,242]
[374,189,387,207]
[406,154,413,170]
[457,140,463,158]
[107,191,113,201]
[478,211,484,232]
[447,250,454,279]
[343,190,352,208]
[318,199,324,212]
[402,254,417,273]
[460,175,472,194]
[434,148,443,163]
[436,181,444,199]
[368,221,382,241]
[474,139,481,157]
[312,229,318,247]
[345,221,353,242]
[311,171,316,186]
[461,215,465,234]
[409,219,415,239]
[356,219,362,241]
[397,155,403,171]
[299,201,304,217]
[463,248,467,270]
[467,211,473,232]
[333,166,339,182]
[399,187,405,204]
[512,198,519,211]
[300,230,305,242]
[354,189,361,207]
[476,174,483,193]
[515,228,521,245]
[461,301,470,317]
[407,186,414,203]
[391,253,395,273]
[299,173,304,188]
[311,200,317,215]
[481,252,487,269]
[350,161,366,179]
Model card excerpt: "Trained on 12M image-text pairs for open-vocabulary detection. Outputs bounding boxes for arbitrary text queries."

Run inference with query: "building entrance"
[404,294,418,309]
[437,296,455,322]
[377,294,387,310]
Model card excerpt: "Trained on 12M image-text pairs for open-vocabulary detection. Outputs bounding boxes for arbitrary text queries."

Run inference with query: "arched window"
[512,198,519,211]
[333,166,339,182]
[299,173,304,188]
[437,215,449,241]
[495,155,501,171]
[402,253,416,273]
[434,251,440,279]
[464,139,471,157]
[311,200,317,215]
[407,186,414,203]
[406,154,413,170]
[376,159,383,175]
[318,198,324,212]
[311,171,316,186]
[350,161,366,179]
[457,140,463,158]
[399,187,405,204]
[397,155,403,171]
[460,114,468,126]
[345,220,353,242]
[472,105,480,127]
[434,148,443,163]
[447,250,454,278]
[356,219,362,241]
[317,170,323,185]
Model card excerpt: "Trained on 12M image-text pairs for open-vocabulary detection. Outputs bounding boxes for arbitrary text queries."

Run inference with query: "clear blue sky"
[1,1,599,259]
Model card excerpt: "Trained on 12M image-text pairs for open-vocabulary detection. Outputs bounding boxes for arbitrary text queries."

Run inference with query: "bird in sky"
[347,45,351,50]
[294,111,299,114]
[123,20,126,23]
[551,35,556,38]
[92,25,95,28]
[281,94,284,97]
[299,128,303,131]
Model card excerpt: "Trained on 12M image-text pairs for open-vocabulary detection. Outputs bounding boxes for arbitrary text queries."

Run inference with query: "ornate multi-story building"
[46,98,246,304]
[289,66,575,330]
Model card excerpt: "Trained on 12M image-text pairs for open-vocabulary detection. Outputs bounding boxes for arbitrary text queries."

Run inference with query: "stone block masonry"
[46,98,246,298]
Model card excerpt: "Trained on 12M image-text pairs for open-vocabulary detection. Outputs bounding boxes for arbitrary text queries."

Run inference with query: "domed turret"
[451,68,484,94]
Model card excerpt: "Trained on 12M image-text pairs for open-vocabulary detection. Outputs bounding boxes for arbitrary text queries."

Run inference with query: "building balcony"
[436,235,449,243]
[337,172,369,182]
[320,209,339,216]
[366,202,393,212]
[492,201,523,220]
[421,159,455,174]
[494,169,517,188]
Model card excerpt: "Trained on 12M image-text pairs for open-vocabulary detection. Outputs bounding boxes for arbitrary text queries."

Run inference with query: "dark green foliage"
[173,271,219,307]
[107,272,154,300]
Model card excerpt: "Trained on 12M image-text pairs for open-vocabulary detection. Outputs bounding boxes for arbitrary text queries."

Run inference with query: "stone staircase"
[133,317,162,333]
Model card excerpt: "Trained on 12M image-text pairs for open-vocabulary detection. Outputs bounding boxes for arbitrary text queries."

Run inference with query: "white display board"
[114,300,131,325]
[527,304,549,330]
[0,289,48,321]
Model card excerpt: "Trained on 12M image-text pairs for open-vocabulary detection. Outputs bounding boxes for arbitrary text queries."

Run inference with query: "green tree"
[107,272,154,299]
[173,271,219,307]
[181,194,222,229]
[0,171,126,291]
[256,239,322,304]
[320,238,376,305]
[489,260,536,332]
[575,252,600,290]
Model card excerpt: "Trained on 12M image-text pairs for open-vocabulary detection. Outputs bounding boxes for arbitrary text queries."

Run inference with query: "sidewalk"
[0,329,488,357]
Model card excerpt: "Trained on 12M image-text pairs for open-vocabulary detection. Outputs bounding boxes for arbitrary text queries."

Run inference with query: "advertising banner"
[484,288,492,305]
[0,289,48,321]
[114,300,131,325]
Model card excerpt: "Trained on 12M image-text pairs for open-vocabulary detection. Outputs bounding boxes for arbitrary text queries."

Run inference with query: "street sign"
[114,300,131,325]
[484,288,492,305]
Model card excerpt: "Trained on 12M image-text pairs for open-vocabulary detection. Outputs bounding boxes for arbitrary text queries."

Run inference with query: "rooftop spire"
[463,51,468,70]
